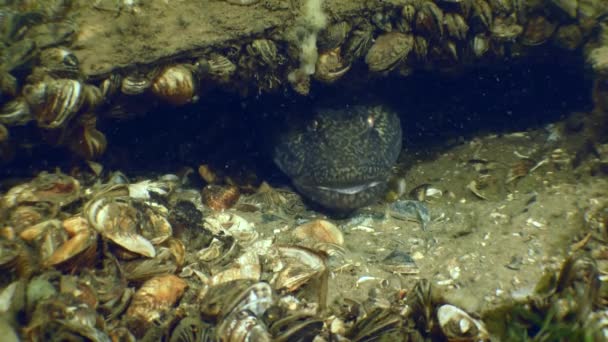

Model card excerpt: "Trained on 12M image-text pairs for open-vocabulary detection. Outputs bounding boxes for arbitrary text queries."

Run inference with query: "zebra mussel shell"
[23,79,102,129]
[151,64,197,105]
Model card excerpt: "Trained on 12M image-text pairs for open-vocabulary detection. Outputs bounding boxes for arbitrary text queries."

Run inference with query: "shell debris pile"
[0,166,607,340]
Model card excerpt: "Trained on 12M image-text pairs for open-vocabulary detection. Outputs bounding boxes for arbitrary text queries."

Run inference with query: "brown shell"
[365,32,414,72]
[151,65,196,105]
[23,79,86,129]
[201,184,240,211]
[521,16,557,46]
[2,171,81,208]
[126,274,188,337]
[292,219,344,246]
[444,13,469,41]
[69,116,107,160]
[43,228,98,271]
[553,24,583,51]
[318,21,351,52]
[415,1,444,38]
[314,47,351,83]
[121,73,152,95]
[472,0,493,30]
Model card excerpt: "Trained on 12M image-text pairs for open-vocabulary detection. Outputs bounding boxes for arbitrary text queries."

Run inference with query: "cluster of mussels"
[0,169,607,340]
[1,0,608,162]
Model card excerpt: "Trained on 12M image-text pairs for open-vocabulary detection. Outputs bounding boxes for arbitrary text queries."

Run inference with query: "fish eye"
[307,119,319,132]
[366,113,375,129]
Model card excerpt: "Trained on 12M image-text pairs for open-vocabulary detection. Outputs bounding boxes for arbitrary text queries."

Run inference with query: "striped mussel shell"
[85,195,172,258]
[343,21,374,63]
[197,54,237,82]
[490,16,523,42]
[488,0,513,15]
[23,79,102,129]
[318,21,351,52]
[444,12,469,41]
[247,39,280,66]
[521,16,557,46]
[68,115,107,160]
[151,64,197,105]
[121,72,152,95]
[217,309,272,341]
[0,98,33,126]
[100,73,122,99]
[414,1,444,38]
[365,32,415,72]
[471,0,493,32]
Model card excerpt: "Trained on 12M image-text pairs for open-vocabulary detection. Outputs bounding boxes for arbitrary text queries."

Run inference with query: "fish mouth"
[312,181,384,195]
[293,179,388,211]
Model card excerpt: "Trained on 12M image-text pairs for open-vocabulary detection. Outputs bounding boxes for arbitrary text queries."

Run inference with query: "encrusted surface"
[71,0,389,77]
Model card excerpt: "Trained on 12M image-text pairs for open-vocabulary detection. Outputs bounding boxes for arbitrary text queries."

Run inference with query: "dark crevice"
[0,60,593,185]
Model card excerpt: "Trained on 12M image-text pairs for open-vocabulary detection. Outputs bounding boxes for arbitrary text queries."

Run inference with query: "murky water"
[1,1,607,341]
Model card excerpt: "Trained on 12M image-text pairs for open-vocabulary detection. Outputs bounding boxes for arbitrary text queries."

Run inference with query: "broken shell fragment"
[314,47,351,83]
[85,196,172,258]
[382,250,419,274]
[201,184,240,211]
[388,200,431,230]
[292,219,344,246]
[151,64,197,105]
[210,250,262,285]
[271,246,327,295]
[126,274,187,335]
[203,212,258,245]
[43,227,97,270]
[437,304,489,341]
[197,236,240,265]
[1,171,80,208]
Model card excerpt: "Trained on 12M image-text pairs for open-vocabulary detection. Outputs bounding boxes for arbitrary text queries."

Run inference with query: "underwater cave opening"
[0,60,593,188]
